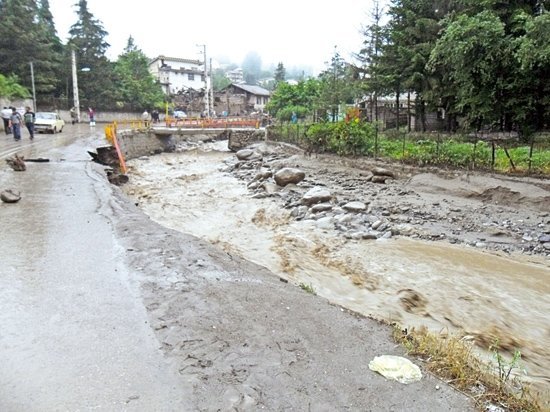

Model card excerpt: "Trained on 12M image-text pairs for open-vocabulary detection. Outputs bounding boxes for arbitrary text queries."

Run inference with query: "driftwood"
[6,154,26,171]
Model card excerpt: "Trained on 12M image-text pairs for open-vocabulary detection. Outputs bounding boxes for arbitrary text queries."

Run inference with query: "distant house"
[215,83,271,115]
[149,55,205,95]
[226,68,244,84]
[359,93,447,132]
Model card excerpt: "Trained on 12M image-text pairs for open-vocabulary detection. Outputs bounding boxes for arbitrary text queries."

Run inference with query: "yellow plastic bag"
[368,355,422,384]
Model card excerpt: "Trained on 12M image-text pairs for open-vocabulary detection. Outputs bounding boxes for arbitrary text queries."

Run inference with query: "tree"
[68,0,115,109]
[0,0,64,98]
[429,11,508,130]
[266,78,321,120]
[112,36,165,110]
[242,51,262,85]
[0,73,30,98]
[317,48,357,122]
[274,62,286,84]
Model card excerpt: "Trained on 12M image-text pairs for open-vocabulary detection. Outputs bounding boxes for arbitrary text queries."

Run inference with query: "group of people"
[141,109,160,126]
[2,106,35,141]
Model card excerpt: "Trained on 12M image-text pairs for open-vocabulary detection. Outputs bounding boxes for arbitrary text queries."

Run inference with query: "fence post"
[528,133,535,175]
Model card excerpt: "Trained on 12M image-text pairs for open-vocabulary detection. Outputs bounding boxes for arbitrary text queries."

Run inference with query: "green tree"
[212,68,231,91]
[68,0,116,109]
[317,48,357,122]
[242,51,262,85]
[112,36,165,110]
[429,11,508,130]
[274,62,286,84]
[266,78,321,120]
[0,0,64,98]
[0,73,30,98]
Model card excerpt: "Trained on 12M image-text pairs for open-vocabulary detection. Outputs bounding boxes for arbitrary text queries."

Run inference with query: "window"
[256,96,261,104]
[201,75,205,82]
[188,74,194,81]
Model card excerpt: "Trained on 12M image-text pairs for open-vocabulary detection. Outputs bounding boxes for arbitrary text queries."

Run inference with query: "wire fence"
[267,122,550,175]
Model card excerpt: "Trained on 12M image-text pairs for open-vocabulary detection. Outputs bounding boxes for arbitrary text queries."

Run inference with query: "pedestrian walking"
[24,106,35,140]
[70,106,77,124]
[151,109,159,123]
[2,106,12,135]
[9,107,23,141]
[88,107,95,126]
[142,109,150,127]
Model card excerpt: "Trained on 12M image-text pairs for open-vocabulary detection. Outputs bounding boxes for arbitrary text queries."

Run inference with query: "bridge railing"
[165,116,260,129]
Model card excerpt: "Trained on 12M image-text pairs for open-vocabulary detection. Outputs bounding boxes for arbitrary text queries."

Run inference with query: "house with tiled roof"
[149,55,205,95]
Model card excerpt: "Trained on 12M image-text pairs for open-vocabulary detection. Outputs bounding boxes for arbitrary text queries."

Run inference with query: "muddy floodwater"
[121,140,550,401]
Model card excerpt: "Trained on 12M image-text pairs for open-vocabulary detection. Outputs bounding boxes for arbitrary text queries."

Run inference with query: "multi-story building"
[149,55,205,95]
[226,68,245,84]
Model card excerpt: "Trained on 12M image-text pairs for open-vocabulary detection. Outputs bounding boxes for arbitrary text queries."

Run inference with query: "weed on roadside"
[392,326,542,412]
[299,282,316,295]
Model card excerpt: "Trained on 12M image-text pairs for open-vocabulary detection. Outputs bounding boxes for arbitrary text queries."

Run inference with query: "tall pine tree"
[0,0,63,99]
[68,0,115,109]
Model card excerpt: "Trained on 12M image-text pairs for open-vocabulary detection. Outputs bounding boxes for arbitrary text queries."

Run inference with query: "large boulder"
[274,168,305,187]
[302,187,332,205]
[228,130,266,151]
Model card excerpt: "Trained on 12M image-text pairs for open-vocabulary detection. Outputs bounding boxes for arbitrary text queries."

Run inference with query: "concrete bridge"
[110,125,266,161]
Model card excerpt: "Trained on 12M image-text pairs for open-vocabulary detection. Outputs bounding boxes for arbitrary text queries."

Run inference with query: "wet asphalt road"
[0,124,188,410]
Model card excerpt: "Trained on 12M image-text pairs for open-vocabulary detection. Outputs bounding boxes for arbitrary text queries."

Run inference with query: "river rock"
[371,175,388,184]
[291,206,308,219]
[372,167,395,178]
[315,216,334,230]
[539,234,550,243]
[261,182,280,195]
[311,203,333,213]
[343,201,367,213]
[1,189,21,203]
[254,170,273,181]
[274,168,306,187]
[301,187,332,205]
[236,149,255,160]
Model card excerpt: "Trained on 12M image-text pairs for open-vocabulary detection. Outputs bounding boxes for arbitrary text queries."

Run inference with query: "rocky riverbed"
[121,139,550,404]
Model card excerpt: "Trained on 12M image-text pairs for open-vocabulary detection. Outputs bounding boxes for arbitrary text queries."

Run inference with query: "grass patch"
[298,282,316,295]
[393,326,542,411]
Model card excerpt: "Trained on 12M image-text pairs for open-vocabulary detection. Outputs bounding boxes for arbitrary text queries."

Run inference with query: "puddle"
[122,142,550,399]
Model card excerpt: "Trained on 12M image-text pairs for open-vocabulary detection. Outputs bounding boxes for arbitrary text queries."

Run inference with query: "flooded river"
[121,141,550,401]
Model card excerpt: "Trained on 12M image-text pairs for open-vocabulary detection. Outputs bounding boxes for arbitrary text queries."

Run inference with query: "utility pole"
[29,62,36,112]
[71,48,80,123]
[209,58,214,116]
[198,44,210,118]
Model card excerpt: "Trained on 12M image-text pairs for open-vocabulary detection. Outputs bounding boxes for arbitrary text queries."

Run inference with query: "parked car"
[173,110,187,119]
[34,112,65,134]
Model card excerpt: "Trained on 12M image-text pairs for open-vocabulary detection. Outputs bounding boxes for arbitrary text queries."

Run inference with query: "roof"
[150,55,201,66]
[230,84,271,96]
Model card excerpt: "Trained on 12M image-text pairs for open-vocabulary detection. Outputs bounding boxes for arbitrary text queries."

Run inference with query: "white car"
[173,110,187,119]
[34,112,65,133]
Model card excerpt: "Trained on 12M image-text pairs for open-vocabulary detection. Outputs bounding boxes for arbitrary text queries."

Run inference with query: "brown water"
[122,142,550,400]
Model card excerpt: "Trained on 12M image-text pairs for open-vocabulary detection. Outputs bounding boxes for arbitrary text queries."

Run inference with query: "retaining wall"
[114,127,266,160]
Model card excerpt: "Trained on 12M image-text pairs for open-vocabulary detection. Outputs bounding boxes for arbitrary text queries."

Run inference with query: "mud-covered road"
[122,139,550,405]
[0,128,478,410]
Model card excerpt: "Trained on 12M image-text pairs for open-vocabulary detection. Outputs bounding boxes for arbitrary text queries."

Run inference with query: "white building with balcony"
[149,55,205,95]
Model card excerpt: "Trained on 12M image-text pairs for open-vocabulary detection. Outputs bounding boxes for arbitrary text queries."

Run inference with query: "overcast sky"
[49,0,383,74]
